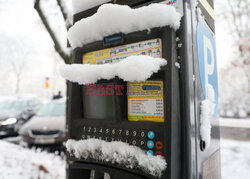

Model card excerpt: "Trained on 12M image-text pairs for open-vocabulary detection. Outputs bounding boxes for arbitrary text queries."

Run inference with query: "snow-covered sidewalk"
[0,140,65,179]
[0,138,249,179]
[221,139,250,179]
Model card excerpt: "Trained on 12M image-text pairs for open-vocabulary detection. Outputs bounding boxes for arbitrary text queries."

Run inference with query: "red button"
[155,141,163,150]
[155,151,163,156]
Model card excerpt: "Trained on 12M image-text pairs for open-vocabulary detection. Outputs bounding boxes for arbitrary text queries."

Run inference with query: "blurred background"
[0,0,249,179]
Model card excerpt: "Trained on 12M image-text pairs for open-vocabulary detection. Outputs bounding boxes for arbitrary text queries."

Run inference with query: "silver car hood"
[19,116,65,134]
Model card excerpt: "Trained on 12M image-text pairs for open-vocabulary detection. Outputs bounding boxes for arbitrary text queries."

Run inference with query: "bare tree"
[10,59,26,94]
[34,0,71,64]
[218,0,250,61]
[217,0,250,117]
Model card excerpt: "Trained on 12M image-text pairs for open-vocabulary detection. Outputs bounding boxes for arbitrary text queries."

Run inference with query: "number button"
[87,127,92,133]
[99,128,103,133]
[105,128,110,134]
[111,129,116,135]
[93,127,97,133]
[140,131,146,138]
[118,129,123,135]
[132,130,137,137]
[132,140,137,145]
[82,126,86,132]
[125,130,130,136]
[140,140,146,147]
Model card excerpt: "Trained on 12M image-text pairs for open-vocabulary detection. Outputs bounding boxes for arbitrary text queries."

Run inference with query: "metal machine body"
[67,1,220,179]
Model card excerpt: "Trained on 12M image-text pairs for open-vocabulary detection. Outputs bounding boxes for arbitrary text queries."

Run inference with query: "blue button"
[147,131,155,139]
[147,150,154,156]
[147,140,154,149]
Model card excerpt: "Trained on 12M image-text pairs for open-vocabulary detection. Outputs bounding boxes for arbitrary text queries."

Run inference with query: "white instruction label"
[128,99,164,116]
[83,38,162,64]
[127,81,164,122]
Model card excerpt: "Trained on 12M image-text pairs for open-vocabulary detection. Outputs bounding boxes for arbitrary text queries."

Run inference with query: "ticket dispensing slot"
[68,27,180,179]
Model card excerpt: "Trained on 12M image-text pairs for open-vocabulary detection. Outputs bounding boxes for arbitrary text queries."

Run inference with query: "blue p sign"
[197,22,218,116]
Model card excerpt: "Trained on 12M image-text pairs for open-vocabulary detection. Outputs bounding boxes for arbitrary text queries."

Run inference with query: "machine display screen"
[83,85,116,120]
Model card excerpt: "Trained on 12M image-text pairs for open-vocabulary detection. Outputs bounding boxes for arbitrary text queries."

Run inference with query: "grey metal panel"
[178,1,198,178]
[190,1,221,178]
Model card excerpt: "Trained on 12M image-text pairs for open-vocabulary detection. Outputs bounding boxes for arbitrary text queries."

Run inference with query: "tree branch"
[56,0,69,28]
[34,0,71,64]
[227,0,242,40]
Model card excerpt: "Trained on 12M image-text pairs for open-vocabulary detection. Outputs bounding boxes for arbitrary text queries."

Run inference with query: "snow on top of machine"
[59,55,167,84]
[66,139,167,177]
[68,3,182,48]
[72,0,111,14]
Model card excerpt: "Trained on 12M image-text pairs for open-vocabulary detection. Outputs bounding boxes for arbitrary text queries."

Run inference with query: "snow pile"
[200,99,215,149]
[221,139,250,179]
[66,139,167,177]
[68,4,182,48]
[60,55,167,84]
[0,140,65,179]
[72,0,111,14]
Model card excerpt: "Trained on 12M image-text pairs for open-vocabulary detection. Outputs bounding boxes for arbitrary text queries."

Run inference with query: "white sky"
[0,0,234,98]
[0,0,66,99]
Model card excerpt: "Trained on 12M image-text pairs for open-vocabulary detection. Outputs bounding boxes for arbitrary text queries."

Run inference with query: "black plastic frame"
[67,26,181,179]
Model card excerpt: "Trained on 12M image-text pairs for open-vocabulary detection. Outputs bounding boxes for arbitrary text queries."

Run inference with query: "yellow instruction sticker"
[127,81,164,122]
[83,38,162,64]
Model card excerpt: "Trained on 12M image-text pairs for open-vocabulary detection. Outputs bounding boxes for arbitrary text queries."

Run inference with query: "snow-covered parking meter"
[65,1,221,179]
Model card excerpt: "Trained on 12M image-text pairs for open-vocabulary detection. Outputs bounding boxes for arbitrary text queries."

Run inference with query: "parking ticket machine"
[67,1,221,179]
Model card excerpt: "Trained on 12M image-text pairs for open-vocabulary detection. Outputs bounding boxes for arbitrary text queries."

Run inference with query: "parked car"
[19,99,66,147]
[0,96,42,137]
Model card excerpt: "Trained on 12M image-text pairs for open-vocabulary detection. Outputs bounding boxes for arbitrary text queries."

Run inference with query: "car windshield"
[36,102,65,117]
[0,101,31,112]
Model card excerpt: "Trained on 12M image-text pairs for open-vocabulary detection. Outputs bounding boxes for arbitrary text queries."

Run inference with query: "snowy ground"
[0,130,250,179]
[0,140,66,179]
[221,139,250,179]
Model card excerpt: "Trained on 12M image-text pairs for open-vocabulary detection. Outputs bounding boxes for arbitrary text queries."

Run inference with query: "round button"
[147,150,154,156]
[155,141,164,150]
[155,151,163,156]
[147,131,155,139]
[147,140,154,149]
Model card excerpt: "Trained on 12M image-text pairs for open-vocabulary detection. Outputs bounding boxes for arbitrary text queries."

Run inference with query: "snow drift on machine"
[68,3,182,48]
[200,99,215,149]
[66,139,167,177]
[72,0,111,14]
[59,55,167,84]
